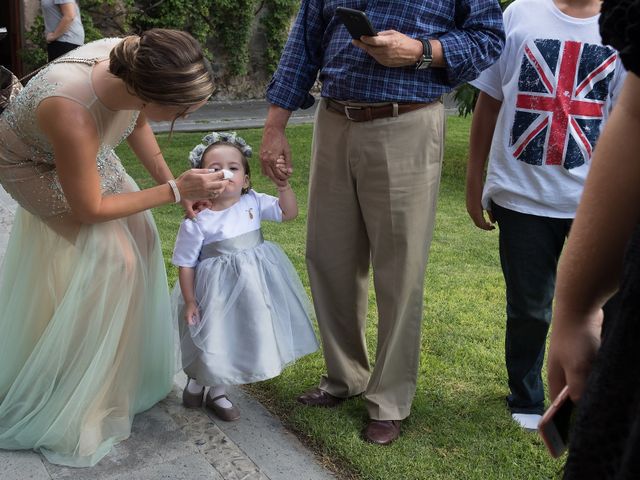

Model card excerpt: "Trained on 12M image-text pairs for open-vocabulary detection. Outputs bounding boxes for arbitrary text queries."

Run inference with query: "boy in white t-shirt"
[466,0,626,431]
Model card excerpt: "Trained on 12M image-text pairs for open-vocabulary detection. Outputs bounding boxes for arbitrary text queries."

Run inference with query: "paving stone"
[215,387,336,480]
[105,454,222,480]
[0,186,16,210]
[0,450,51,480]
[161,388,269,480]
[47,406,198,480]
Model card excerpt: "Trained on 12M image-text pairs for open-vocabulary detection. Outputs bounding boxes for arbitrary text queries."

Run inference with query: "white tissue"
[222,169,234,180]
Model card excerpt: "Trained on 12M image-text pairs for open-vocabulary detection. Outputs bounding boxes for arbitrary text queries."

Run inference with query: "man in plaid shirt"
[260,0,504,445]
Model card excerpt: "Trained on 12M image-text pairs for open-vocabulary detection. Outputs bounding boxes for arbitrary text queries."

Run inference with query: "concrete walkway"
[149,95,458,133]
[0,374,334,480]
[149,99,319,133]
[0,100,336,480]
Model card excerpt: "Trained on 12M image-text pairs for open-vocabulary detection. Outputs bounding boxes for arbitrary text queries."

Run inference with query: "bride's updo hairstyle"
[109,29,214,107]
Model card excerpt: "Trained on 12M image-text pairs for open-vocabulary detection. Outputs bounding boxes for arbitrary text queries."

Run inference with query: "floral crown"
[188,131,253,168]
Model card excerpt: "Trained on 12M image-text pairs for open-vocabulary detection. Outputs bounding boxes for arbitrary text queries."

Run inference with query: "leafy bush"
[20,0,298,90]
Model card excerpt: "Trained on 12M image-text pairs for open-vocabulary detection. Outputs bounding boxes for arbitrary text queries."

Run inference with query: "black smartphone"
[335,7,377,39]
[538,386,576,458]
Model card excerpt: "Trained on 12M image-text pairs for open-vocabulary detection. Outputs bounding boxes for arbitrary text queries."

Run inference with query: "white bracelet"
[167,179,181,203]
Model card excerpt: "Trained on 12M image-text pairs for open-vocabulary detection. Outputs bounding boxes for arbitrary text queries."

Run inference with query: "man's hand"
[353,30,423,67]
[45,32,56,44]
[260,125,292,182]
[260,105,294,182]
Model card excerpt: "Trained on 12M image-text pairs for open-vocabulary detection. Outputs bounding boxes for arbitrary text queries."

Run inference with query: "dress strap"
[18,55,97,83]
[53,57,99,66]
[199,229,264,261]
[1,57,98,112]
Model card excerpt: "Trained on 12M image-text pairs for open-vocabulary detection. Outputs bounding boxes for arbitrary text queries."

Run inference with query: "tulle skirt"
[172,230,319,385]
[0,199,174,466]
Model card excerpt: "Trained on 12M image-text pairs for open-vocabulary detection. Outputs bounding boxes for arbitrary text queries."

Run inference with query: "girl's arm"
[178,266,199,326]
[465,91,502,230]
[272,155,297,221]
[126,112,174,184]
[547,73,640,403]
[277,183,298,221]
[37,97,226,223]
[46,3,76,42]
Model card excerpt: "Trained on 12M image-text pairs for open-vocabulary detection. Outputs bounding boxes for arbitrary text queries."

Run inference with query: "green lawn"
[117,117,564,480]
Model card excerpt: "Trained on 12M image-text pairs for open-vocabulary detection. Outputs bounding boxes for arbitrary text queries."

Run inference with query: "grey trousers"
[306,98,445,420]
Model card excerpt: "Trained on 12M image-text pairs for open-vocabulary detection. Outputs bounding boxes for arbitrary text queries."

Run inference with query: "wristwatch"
[415,38,433,70]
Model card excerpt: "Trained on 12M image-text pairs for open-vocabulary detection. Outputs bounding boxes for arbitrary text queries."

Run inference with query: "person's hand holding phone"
[547,305,603,402]
[538,385,576,458]
[335,7,443,69]
[336,7,378,38]
[336,7,419,67]
[353,30,427,68]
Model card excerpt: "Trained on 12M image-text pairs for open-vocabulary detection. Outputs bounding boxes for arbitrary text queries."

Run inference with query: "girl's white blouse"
[172,190,282,268]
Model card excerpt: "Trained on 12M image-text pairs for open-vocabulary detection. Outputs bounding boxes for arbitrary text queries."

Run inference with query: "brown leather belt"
[326,98,432,122]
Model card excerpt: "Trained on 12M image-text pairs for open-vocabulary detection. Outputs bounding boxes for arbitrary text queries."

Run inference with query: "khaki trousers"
[307,98,445,420]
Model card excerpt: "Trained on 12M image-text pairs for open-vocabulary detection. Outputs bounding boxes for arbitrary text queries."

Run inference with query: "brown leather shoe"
[182,383,205,408]
[362,420,401,445]
[297,387,345,408]
[205,394,241,422]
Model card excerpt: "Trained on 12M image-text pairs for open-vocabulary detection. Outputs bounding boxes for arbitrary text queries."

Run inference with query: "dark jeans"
[47,41,80,61]
[492,202,572,415]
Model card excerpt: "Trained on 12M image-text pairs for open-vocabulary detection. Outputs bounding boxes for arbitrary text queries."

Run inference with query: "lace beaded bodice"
[0,38,139,218]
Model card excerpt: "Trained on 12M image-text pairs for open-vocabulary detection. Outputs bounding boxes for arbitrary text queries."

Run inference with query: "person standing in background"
[466,0,626,431]
[41,0,85,60]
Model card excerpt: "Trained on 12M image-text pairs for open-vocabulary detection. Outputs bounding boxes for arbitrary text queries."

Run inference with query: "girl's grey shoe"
[182,383,205,408]
[205,394,241,421]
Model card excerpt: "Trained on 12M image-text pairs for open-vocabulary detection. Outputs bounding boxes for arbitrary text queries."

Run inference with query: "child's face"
[201,145,250,198]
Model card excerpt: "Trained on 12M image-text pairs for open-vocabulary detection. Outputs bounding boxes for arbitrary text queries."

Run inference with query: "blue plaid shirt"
[266,0,505,110]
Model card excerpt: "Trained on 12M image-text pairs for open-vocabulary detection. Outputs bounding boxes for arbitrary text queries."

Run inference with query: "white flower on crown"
[188,131,253,168]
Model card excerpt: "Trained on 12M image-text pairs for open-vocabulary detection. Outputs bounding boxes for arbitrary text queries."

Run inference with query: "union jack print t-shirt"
[471,0,626,218]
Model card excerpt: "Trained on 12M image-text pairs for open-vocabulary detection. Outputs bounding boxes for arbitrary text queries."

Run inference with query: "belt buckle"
[344,105,362,121]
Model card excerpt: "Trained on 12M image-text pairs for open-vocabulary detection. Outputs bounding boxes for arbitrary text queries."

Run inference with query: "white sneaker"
[512,413,542,432]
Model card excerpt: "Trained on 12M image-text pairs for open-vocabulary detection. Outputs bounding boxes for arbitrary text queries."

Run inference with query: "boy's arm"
[178,266,199,325]
[466,91,502,230]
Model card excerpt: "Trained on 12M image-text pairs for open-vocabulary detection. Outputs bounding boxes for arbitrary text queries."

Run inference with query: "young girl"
[171,131,318,421]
